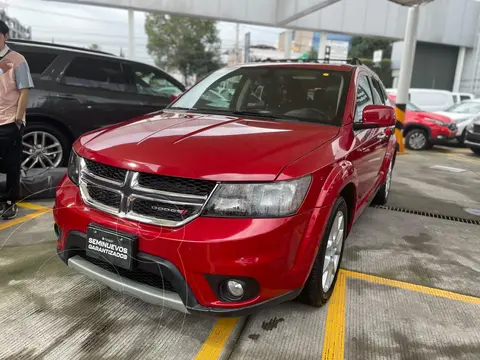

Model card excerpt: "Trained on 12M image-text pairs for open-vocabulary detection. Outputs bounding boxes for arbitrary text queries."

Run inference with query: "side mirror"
[170,92,183,104]
[354,105,396,130]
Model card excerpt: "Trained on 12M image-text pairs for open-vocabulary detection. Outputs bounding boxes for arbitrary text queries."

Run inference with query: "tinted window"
[371,78,386,105]
[355,75,374,122]
[21,52,57,76]
[62,57,128,92]
[170,67,349,126]
[130,63,182,97]
[460,95,472,101]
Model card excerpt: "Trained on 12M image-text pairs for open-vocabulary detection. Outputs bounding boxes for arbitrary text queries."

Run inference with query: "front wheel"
[471,147,480,156]
[405,129,430,151]
[298,197,348,307]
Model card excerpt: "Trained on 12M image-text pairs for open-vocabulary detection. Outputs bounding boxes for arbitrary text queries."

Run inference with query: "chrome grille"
[79,159,217,227]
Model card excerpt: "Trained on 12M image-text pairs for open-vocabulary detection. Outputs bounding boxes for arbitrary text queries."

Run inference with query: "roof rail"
[7,39,115,56]
[255,57,363,65]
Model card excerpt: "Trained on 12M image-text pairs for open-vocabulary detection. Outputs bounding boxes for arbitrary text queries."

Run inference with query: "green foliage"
[349,36,393,60]
[89,44,101,51]
[145,14,223,82]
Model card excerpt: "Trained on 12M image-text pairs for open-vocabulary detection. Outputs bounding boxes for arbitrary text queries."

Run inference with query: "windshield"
[445,102,480,114]
[169,66,350,126]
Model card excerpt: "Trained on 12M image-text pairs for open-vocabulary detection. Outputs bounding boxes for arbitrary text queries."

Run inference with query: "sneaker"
[2,202,18,220]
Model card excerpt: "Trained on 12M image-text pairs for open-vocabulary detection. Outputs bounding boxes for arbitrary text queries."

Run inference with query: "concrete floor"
[0,147,479,360]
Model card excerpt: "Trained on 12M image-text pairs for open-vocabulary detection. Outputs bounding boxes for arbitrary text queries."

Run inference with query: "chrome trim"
[79,178,123,216]
[129,193,204,207]
[83,159,128,187]
[68,255,188,314]
[130,172,208,201]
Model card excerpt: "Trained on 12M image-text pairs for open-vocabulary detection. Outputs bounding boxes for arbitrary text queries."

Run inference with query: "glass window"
[130,63,182,97]
[169,67,349,126]
[371,78,386,105]
[355,75,374,123]
[62,56,128,92]
[445,101,480,114]
[460,95,472,101]
[21,52,57,76]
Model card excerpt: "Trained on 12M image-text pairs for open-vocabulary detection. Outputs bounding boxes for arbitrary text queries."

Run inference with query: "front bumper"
[54,176,329,316]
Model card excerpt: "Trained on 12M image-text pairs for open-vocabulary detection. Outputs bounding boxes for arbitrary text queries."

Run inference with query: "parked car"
[55,61,397,316]
[8,39,185,170]
[452,92,475,103]
[435,99,480,144]
[386,88,455,112]
[387,95,456,150]
[465,120,480,155]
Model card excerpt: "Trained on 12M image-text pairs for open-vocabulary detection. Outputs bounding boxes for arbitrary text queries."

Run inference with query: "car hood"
[76,111,340,182]
[411,111,454,123]
[435,111,473,122]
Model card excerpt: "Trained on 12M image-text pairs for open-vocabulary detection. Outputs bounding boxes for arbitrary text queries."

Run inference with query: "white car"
[386,88,455,112]
[435,100,480,143]
[452,92,475,103]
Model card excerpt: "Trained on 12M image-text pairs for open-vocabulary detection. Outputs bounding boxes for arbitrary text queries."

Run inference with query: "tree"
[145,14,223,84]
[349,36,393,60]
[89,43,101,51]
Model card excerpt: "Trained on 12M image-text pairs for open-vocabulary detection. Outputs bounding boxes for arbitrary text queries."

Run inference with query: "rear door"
[55,55,144,136]
[123,62,185,115]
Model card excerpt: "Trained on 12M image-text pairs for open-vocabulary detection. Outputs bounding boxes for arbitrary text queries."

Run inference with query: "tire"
[405,129,430,151]
[372,158,394,206]
[298,197,348,307]
[22,122,71,170]
[471,148,480,156]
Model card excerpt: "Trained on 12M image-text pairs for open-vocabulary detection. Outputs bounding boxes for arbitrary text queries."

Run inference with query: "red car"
[54,62,396,316]
[387,94,456,150]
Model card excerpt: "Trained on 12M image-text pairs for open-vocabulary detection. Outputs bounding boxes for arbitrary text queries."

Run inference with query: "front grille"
[474,124,480,133]
[85,159,127,183]
[81,254,176,292]
[87,184,121,209]
[138,173,216,197]
[80,159,217,227]
[132,198,199,222]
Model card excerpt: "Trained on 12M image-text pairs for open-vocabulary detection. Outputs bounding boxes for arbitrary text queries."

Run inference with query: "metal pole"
[284,30,292,59]
[234,23,240,64]
[395,5,420,154]
[128,9,135,60]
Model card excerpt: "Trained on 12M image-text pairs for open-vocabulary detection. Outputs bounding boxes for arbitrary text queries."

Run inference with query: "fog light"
[227,280,244,298]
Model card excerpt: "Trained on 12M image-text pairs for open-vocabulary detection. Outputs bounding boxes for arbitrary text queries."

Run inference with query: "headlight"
[203,175,312,218]
[424,118,447,126]
[67,150,81,186]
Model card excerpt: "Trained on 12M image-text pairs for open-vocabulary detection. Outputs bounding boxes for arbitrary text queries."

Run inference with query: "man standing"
[0,20,34,219]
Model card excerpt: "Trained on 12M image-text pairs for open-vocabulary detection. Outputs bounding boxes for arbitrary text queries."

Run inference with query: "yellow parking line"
[18,202,52,211]
[0,208,51,231]
[322,270,347,360]
[344,270,480,305]
[194,317,239,360]
[442,153,480,164]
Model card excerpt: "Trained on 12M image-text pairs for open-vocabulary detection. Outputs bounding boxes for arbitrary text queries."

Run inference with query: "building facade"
[0,11,32,40]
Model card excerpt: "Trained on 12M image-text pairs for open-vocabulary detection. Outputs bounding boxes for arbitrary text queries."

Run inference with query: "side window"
[355,75,374,123]
[62,57,128,92]
[21,51,57,76]
[460,95,471,102]
[371,78,386,105]
[130,63,182,97]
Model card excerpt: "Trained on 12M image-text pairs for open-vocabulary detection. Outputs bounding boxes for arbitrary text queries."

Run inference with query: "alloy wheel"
[22,131,63,170]
[322,211,345,292]
[408,132,427,150]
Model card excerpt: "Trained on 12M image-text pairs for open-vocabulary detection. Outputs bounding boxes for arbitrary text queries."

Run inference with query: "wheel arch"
[403,123,432,138]
[26,113,75,144]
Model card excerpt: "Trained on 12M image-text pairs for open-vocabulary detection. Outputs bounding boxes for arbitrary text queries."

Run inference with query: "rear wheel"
[22,122,71,170]
[405,129,430,151]
[298,197,348,307]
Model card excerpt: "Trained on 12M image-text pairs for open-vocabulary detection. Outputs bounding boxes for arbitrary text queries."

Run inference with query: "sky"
[3,0,284,66]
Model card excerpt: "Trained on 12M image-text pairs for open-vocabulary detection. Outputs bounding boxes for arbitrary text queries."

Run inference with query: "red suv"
[54,61,396,316]
[387,94,456,150]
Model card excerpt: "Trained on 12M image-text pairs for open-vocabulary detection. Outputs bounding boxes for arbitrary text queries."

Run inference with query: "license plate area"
[86,224,137,270]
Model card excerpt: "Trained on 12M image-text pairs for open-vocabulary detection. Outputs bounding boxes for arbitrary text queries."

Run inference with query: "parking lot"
[0,147,479,360]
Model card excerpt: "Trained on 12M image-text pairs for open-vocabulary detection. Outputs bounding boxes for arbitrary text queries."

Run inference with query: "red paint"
[55,64,397,310]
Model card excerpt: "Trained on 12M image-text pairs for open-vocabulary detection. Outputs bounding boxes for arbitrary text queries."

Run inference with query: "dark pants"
[0,122,23,203]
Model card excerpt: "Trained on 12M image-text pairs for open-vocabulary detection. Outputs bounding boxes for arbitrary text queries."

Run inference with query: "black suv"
[8,40,185,169]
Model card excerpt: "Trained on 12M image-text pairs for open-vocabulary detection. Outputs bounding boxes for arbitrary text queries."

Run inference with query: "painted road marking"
[443,153,480,164]
[343,269,480,305]
[18,202,52,211]
[194,317,239,360]
[430,165,467,173]
[322,270,347,360]
[0,208,51,231]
